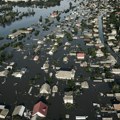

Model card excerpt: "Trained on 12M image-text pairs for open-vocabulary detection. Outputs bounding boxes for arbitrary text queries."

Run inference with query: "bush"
[34,30,39,36]
[0,36,4,40]
[65,31,73,41]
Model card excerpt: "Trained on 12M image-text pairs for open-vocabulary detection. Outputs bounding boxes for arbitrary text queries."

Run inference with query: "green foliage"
[49,34,55,39]
[34,30,39,36]
[56,15,60,21]
[45,18,50,24]
[81,19,87,31]
[43,26,49,31]
[12,29,17,33]
[66,80,76,91]
[65,103,74,109]
[0,51,13,63]
[0,43,11,51]
[65,31,73,41]
[73,26,78,35]
[0,36,4,40]
[12,42,23,49]
[112,83,120,93]
[39,16,42,22]
[87,47,96,57]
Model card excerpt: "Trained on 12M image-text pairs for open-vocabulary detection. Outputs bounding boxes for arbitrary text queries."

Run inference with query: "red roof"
[77,53,85,59]
[32,101,48,117]
[50,11,58,17]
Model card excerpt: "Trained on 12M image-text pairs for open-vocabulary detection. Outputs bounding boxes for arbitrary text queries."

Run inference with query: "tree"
[39,16,42,22]
[12,29,17,33]
[56,15,60,21]
[112,83,120,93]
[69,2,72,9]
[65,31,73,41]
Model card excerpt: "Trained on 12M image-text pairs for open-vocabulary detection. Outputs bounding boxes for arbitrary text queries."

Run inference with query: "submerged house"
[111,69,120,74]
[40,83,51,94]
[0,70,9,77]
[75,116,88,120]
[102,118,113,120]
[12,72,23,78]
[55,69,75,80]
[55,33,65,38]
[77,52,85,60]
[33,55,39,61]
[96,49,104,57]
[32,101,48,118]
[52,85,58,93]
[0,107,9,119]
[81,81,89,89]
[12,105,25,117]
[5,0,29,2]
[63,91,73,104]
[113,104,120,111]
[50,11,58,18]
[8,29,31,39]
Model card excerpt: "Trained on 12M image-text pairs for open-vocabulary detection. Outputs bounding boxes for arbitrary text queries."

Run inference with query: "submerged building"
[32,101,48,118]
[4,0,29,2]
[55,69,75,80]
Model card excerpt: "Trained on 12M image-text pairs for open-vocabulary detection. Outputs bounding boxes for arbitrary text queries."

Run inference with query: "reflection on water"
[0,0,80,35]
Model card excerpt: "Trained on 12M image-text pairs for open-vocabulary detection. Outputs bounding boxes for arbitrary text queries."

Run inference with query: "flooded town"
[0,0,120,120]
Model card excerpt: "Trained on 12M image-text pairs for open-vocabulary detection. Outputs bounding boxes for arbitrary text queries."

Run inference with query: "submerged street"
[0,0,120,120]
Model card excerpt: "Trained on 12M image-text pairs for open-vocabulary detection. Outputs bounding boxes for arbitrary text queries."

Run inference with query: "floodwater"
[0,0,80,35]
[0,0,118,120]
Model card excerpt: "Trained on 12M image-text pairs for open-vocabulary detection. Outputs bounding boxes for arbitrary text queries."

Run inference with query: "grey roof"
[0,109,9,118]
[40,83,51,94]
[81,81,89,89]
[65,91,73,96]
[31,114,40,120]
[102,118,113,120]
[52,85,58,93]
[12,105,25,116]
